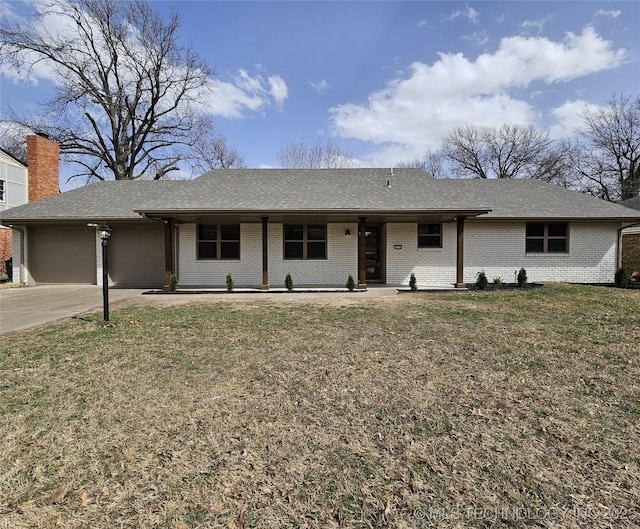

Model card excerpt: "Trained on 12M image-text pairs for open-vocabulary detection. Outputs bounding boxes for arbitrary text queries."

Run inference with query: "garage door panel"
[109,224,164,287]
[31,226,96,284]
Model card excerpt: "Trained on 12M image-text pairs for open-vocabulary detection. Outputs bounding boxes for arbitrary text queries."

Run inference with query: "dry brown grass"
[0,282,24,291]
[1,284,639,528]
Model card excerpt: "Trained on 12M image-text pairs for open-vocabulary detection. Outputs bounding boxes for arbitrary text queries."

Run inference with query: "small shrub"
[615,267,630,287]
[493,276,502,285]
[476,271,488,290]
[409,272,417,291]
[226,273,234,292]
[346,274,356,292]
[517,267,527,288]
[285,273,294,292]
[168,273,178,292]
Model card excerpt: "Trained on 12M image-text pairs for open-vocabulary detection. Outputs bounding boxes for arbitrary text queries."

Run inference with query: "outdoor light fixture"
[97,224,112,322]
[345,229,351,237]
[98,224,112,240]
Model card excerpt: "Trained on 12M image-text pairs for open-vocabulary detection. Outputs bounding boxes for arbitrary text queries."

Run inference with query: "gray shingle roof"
[2,169,640,222]
[437,179,640,220]
[621,196,640,211]
[136,168,487,213]
[0,180,182,221]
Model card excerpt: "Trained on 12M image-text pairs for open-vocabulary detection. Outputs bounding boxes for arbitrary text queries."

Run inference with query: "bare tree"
[0,121,28,165]
[191,131,246,173]
[277,138,357,168]
[442,124,555,180]
[397,150,446,178]
[535,139,583,190]
[0,0,239,182]
[574,94,640,201]
[441,125,490,179]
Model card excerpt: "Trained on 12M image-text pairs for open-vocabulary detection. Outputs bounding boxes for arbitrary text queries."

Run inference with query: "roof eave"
[135,207,493,217]
[476,215,640,222]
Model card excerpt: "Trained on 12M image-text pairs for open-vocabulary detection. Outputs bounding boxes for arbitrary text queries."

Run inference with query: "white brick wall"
[176,220,619,288]
[177,222,358,287]
[386,222,458,285]
[386,221,619,286]
[268,223,358,287]
[177,223,262,287]
[465,221,618,284]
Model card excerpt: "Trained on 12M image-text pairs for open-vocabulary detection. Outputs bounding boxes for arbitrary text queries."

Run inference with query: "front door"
[365,226,381,281]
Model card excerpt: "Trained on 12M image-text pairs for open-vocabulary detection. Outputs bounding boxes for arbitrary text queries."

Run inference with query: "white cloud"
[204,70,289,118]
[521,16,554,34]
[447,5,479,25]
[310,79,331,94]
[594,9,621,18]
[268,75,288,108]
[548,99,599,139]
[461,31,489,47]
[330,27,627,166]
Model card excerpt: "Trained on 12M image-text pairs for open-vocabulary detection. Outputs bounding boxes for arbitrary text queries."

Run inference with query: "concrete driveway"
[0,285,144,334]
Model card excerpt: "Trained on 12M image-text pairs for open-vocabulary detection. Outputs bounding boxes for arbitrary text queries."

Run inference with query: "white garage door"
[30,226,96,284]
[109,223,165,287]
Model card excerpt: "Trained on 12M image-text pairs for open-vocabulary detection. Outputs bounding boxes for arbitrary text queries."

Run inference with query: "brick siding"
[622,233,640,273]
[386,221,619,286]
[177,222,357,288]
[26,135,60,202]
[0,227,11,275]
[171,220,621,288]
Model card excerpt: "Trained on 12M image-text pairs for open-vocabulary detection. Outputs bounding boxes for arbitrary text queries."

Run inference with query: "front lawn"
[0,284,638,528]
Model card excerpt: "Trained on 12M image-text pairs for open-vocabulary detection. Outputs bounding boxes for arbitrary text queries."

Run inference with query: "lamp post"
[97,224,112,322]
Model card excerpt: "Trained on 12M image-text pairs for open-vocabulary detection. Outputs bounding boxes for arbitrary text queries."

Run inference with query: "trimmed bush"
[493,276,502,285]
[409,272,417,291]
[346,274,356,292]
[517,268,528,288]
[226,273,234,292]
[615,267,630,287]
[476,271,488,290]
[285,273,294,292]
[169,274,178,292]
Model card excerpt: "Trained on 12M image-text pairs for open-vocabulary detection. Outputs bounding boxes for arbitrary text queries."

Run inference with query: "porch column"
[358,216,367,289]
[261,216,269,290]
[163,218,174,290]
[456,216,465,288]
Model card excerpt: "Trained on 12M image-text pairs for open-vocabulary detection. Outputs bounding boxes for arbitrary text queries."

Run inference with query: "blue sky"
[1,0,639,183]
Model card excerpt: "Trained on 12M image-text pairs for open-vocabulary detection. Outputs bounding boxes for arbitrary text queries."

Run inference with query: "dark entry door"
[365,226,381,281]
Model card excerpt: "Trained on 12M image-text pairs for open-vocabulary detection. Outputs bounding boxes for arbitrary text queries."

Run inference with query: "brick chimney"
[26,134,60,202]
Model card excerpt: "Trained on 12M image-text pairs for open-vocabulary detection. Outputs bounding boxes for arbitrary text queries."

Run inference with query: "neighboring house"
[620,196,640,273]
[2,165,640,289]
[0,148,28,276]
[0,135,60,278]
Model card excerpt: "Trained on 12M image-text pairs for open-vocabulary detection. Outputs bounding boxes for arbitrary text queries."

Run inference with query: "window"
[197,224,240,259]
[0,180,5,202]
[525,223,568,253]
[284,224,326,259]
[418,223,442,248]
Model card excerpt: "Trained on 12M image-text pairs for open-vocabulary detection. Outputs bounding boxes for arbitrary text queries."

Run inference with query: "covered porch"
[150,209,488,290]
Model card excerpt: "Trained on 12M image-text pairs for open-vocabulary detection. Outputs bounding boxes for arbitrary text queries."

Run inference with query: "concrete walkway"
[0,285,144,334]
